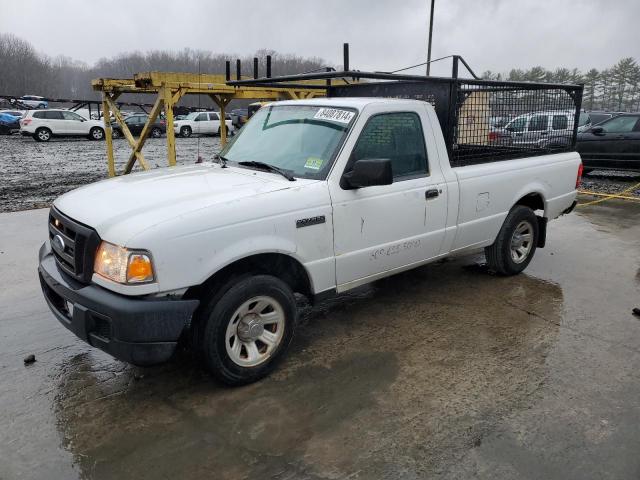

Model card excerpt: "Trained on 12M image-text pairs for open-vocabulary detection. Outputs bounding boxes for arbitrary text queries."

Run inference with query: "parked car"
[19,95,48,109]
[38,98,580,385]
[576,113,640,172]
[111,113,166,138]
[496,110,585,148]
[230,108,249,128]
[173,111,234,137]
[0,112,21,135]
[0,109,26,118]
[20,109,105,142]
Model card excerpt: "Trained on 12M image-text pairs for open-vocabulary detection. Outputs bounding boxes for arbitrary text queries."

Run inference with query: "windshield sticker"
[304,157,324,170]
[313,108,355,124]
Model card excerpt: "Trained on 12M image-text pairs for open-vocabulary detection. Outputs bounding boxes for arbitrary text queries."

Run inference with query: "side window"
[528,115,549,131]
[351,112,428,179]
[61,111,83,121]
[33,111,45,119]
[45,111,64,120]
[209,113,219,121]
[601,116,640,133]
[552,115,568,130]
[195,113,207,122]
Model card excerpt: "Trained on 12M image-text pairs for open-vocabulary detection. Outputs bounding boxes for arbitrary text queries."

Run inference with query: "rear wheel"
[485,205,538,275]
[34,127,51,142]
[89,127,104,140]
[151,127,162,138]
[196,274,297,386]
[180,126,192,138]
[111,128,122,139]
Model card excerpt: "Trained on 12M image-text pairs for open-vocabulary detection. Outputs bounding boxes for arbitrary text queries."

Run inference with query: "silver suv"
[504,110,583,148]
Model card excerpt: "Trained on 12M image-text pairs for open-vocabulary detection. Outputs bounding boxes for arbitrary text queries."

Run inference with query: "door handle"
[425,189,439,200]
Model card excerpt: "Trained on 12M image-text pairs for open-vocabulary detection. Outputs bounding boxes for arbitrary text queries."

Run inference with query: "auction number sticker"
[304,157,324,170]
[313,108,355,124]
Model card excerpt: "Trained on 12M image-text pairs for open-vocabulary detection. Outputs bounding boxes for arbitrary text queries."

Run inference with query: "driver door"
[329,109,448,289]
[61,111,86,134]
[193,112,208,134]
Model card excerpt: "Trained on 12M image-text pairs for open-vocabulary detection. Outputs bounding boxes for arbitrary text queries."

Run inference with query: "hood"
[54,164,298,246]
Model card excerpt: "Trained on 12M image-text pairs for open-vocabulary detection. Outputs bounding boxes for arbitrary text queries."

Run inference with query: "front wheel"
[485,205,538,275]
[196,275,297,386]
[89,127,104,140]
[151,127,162,138]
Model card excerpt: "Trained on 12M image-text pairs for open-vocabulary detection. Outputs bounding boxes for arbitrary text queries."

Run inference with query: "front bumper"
[38,243,199,366]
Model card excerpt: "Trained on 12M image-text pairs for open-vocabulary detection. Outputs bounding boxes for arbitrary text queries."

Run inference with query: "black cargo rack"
[228,46,583,167]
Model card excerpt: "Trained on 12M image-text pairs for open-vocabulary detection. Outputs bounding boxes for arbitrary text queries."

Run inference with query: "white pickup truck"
[38,98,580,385]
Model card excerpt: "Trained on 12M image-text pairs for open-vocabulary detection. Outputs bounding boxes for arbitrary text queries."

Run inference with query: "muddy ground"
[1,134,639,213]
[1,200,639,479]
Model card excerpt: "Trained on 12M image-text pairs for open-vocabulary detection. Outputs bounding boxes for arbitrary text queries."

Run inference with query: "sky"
[1,0,639,76]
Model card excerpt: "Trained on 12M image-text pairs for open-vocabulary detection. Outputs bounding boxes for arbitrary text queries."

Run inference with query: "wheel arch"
[185,252,314,303]
[513,191,547,247]
[514,191,545,213]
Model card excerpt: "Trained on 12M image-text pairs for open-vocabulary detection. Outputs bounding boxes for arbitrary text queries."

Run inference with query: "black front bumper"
[38,243,199,366]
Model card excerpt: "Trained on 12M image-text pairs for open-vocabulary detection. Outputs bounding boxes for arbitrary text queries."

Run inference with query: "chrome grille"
[48,208,100,283]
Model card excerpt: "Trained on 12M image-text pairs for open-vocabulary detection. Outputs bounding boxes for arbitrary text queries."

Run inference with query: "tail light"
[160,119,166,126]
[576,163,583,189]
[488,131,498,142]
[21,118,32,126]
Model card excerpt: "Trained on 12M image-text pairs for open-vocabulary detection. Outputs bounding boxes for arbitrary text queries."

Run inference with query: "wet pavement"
[1,199,639,479]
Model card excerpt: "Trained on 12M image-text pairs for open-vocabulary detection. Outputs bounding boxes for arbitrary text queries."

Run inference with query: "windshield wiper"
[214,153,229,168]
[237,161,296,181]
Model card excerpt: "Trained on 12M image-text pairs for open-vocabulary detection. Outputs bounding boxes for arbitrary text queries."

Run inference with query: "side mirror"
[342,158,393,189]
[591,126,605,135]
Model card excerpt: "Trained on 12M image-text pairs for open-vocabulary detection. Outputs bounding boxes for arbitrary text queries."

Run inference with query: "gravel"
[1,134,639,212]
[0,134,223,212]
[580,169,640,197]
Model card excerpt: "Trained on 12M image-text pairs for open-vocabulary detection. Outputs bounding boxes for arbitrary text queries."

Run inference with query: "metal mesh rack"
[229,47,583,168]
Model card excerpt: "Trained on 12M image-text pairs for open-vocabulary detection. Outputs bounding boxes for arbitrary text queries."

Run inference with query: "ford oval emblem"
[52,234,65,251]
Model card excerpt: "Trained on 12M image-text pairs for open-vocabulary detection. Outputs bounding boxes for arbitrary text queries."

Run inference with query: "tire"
[89,127,104,141]
[485,205,538,276]
[37,104,46,109]
[34,127,51,142]
[180,126,192,138]
[151,127,162,138]
[111,128,122,139]
[196,274,297,386]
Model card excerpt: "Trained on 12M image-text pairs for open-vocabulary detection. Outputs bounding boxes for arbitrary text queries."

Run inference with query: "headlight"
[94,241,155,284]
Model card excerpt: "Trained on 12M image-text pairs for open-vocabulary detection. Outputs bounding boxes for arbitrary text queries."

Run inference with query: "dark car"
[0,112,21,135]
[111,113,166,138]
[576,113,640,172]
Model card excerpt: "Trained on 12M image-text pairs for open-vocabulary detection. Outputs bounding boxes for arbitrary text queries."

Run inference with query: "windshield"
[219,105,357,180]
[184,112,199,120]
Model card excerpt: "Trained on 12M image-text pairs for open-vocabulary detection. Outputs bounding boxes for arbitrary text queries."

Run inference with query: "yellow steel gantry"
[92,72,328,176]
